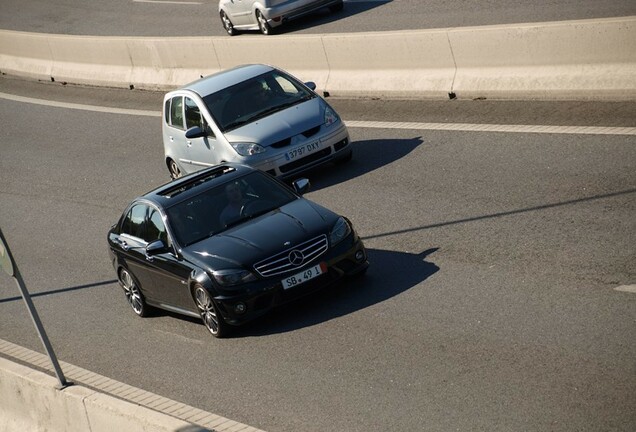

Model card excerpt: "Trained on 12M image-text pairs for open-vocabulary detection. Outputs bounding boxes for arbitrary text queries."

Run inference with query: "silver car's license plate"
[282,263,325,289]
[285,141,320,161]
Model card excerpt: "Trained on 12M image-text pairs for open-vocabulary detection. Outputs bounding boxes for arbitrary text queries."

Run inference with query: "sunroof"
[159,166,236,198]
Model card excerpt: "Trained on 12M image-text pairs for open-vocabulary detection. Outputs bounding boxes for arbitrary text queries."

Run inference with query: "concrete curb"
[0,339,265,432]
[0,17,635,99]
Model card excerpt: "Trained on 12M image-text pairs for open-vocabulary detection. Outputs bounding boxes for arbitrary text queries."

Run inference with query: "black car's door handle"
[114,238,129,251]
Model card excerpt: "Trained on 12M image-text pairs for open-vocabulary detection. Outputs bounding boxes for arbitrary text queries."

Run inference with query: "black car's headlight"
[212,269,256,286]
[329,217,351,246]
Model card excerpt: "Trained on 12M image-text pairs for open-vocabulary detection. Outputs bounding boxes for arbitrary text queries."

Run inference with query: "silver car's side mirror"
[185,126,205,139]
[304,81,316,91]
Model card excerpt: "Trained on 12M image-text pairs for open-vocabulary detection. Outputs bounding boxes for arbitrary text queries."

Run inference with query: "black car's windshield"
[203,70,315,133]
[166,172,297,246]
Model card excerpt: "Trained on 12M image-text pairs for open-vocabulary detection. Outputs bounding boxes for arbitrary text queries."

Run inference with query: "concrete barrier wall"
[0,357,202,432]
[0,17,635,99]
[449,17,636,99]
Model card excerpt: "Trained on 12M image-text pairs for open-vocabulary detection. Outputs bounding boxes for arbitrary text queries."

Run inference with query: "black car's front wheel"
[119,268,150,317]
[194,285,228,338]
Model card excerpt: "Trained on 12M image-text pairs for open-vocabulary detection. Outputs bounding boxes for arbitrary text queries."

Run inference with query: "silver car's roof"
[181,64,274,97]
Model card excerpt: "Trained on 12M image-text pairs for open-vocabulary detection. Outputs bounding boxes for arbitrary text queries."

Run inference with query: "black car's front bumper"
[213,233,368,326]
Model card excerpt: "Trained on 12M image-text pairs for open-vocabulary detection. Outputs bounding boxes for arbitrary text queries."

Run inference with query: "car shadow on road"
[233,1,391,36]
[299,136,424,191]
[233,247,439,338]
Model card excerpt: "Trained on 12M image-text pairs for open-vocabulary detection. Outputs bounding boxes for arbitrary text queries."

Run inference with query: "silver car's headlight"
[324,106,339,127]
[231,142,266,156]
[329,217,351,246]
[212,269,257,286]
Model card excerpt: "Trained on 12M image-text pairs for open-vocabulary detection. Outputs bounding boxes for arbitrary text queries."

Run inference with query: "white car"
[219,0,344,36]
[162,64,351,180]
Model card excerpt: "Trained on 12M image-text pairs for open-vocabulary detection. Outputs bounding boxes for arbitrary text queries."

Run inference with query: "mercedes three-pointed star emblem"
[288,250,304,266]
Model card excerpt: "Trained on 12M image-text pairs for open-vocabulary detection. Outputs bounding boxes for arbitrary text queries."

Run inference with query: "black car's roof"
[140,163,254,209]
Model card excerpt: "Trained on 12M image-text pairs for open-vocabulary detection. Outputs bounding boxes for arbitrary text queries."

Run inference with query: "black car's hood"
[182,198,337,271]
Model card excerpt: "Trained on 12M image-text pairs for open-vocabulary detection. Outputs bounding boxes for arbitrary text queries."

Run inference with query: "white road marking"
[614,285,636,293]
[0,92,160,117]
[2,91,635,136]
[345,120,636,136]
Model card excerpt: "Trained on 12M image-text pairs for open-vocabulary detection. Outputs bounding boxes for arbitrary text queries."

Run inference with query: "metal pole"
[0,229,70,389]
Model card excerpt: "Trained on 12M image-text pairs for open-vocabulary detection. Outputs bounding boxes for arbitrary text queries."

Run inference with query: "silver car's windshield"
[202,70,315,132]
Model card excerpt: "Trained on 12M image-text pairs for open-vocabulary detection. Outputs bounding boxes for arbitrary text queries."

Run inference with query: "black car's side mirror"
[292,178,311,195]
[185,126,205,139]
[146,240,168,257]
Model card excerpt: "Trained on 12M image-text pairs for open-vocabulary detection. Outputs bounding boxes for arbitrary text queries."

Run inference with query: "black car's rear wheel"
[194,285,228,338]
[220,11,236,36]
[119,268,149,317]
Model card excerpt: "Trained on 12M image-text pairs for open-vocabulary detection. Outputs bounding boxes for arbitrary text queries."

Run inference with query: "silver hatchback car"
[219,0,344,35]
[162,64,351,180]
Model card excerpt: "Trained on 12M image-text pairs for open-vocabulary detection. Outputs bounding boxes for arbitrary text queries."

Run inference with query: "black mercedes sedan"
[107,163,368,338]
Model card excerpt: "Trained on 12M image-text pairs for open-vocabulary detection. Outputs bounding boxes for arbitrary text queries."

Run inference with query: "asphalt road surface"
[1,0,635,36]
[0,76,635,431]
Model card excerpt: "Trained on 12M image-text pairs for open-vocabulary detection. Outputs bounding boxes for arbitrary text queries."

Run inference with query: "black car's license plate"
[282,263,326,289]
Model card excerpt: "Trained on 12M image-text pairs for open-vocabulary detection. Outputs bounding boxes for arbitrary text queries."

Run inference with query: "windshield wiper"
[223,119,251,131]
[222,208,275,230]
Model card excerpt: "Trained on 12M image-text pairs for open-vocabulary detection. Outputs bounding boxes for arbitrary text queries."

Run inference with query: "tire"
[119,268,150,317]
[329,0,344,13]
[256,10,272,35]
[168,159,182,180]
[220,11,236,36]
[193,285,228,338]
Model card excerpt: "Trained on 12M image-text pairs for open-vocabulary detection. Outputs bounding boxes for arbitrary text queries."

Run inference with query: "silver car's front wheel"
[194,285,227,338]
[168,159,182,180]
[256,10,272,35]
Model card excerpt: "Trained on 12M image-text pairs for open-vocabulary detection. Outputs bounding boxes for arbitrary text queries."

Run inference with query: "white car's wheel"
[220,11,236,36]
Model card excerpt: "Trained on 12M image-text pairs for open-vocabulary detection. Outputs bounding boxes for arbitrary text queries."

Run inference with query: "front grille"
[279,148,332,173]
[302,126,321,138]
[254,235,328,277]
[271,138,292,148]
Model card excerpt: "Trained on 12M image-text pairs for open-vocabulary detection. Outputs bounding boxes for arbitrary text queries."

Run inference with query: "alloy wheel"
[168,159,182,180]
[256,11,271,35]
[220,11,235,36]
[120,268,146,316]
[194,286,223,337]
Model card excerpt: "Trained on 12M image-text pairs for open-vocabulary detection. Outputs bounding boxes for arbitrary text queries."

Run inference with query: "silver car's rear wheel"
[120,268,148,317]
[194,285,227,338]
[168,159,182,180]
[256,10,272,35]
[220,11,235,36]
